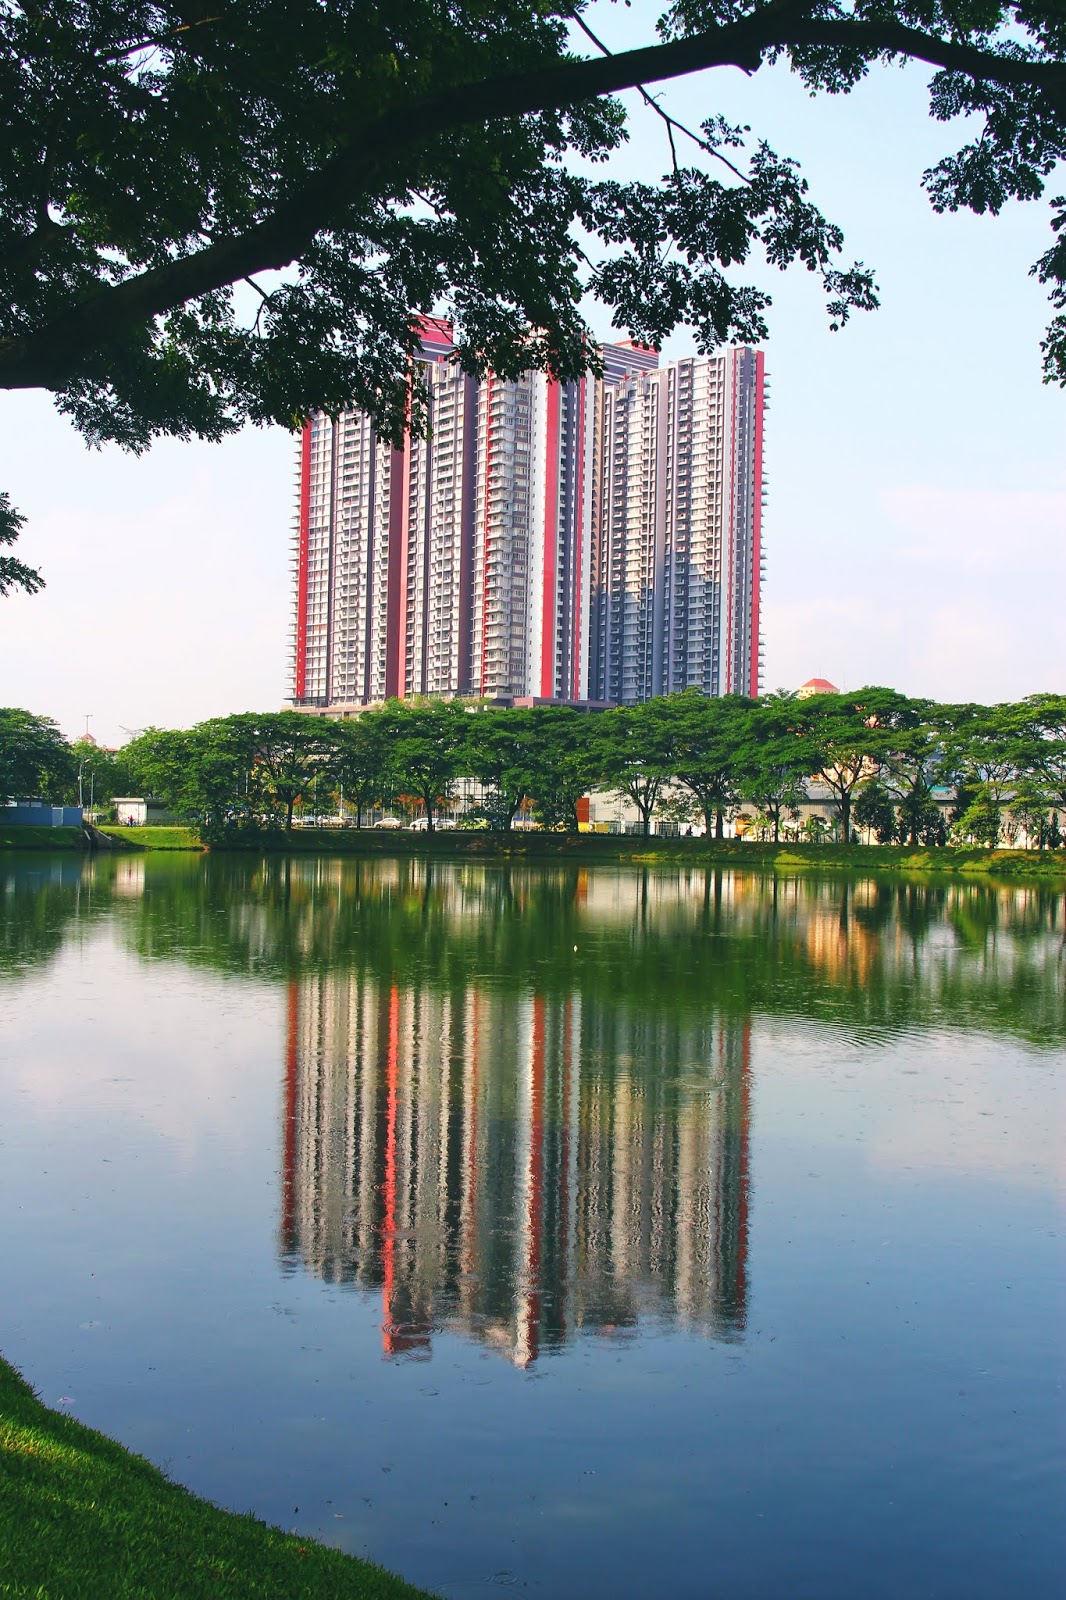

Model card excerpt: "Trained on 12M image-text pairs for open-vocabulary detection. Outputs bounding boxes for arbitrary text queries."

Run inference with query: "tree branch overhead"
[1,0,1063,444]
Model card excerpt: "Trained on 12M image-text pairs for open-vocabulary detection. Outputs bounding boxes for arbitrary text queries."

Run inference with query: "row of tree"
[4,690,1065,848]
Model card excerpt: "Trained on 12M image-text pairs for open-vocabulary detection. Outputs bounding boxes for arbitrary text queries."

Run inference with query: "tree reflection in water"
[6,853,1060,1041]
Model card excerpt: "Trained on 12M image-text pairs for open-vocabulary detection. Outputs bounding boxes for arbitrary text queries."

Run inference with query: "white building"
[589,346,765,703]
[290,331,766,711]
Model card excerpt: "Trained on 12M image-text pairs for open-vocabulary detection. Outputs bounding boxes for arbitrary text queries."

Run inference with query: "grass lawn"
[0,1356,435,1600]
[94,825,204,851]
[2,825,1062,880]
[237,829,1066,879]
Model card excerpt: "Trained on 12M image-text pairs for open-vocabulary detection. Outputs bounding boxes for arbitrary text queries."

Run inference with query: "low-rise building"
[4,800,83,828]
[110,797,180,827]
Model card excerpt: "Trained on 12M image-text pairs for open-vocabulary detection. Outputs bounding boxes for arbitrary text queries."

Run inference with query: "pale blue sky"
[1,11,1063,747]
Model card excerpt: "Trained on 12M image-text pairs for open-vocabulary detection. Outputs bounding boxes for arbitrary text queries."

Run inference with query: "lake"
[1,853,1063,1597]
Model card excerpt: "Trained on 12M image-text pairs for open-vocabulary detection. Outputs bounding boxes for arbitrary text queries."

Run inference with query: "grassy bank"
[226,828,1066,880]
[0,825,84,850]
[0,826,202,852]
[95,824,204,851]
[0,1354,434,1600]
[3,825,1063,879]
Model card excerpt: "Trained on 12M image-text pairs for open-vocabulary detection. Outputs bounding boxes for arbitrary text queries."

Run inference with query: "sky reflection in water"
[1,854,1064,1598]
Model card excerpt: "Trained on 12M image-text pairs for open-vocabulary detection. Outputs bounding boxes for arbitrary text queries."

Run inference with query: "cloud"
[763,481,1066,701]
[881,486,1066,578]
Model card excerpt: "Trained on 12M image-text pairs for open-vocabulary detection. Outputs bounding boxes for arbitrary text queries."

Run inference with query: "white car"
[373,816,404,829]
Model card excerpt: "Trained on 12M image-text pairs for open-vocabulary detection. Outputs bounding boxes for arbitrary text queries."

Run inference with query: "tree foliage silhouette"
[2,0,1064,459]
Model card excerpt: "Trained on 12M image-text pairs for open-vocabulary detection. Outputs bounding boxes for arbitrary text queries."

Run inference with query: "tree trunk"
[715,807,725,841]
[772,811,780,843]
[839,792,852,844]
[286,796,295,831]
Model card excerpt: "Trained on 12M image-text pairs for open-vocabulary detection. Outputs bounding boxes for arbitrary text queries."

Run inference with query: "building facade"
[589,346,765,703]
[290,327,765,710]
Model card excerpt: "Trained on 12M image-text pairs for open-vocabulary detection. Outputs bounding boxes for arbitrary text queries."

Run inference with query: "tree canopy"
[0,492,43,597]
[85,688,1058,847]
[0,707,76,802]
[2,0,1065,456]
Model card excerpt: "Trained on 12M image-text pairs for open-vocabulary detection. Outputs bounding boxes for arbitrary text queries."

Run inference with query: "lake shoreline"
[3,825,1065,879]
[0,1353,435,1600]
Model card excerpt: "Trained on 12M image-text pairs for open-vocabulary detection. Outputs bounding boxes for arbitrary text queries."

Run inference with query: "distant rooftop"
[797,677,839,699]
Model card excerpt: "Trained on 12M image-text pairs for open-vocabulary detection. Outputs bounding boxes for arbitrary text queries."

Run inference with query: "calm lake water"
[2,853,1064,1598]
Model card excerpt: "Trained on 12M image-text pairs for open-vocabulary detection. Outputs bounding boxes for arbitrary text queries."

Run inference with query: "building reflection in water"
[11,849,1059,1355]
[280,972,751,1364]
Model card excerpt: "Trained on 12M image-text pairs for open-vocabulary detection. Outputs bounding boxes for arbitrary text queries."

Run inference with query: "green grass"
[0,825,203,853]
[0,1355,435,1600]
[229,828,1066,879]
[95,826,204,851]
[3,824,1063,879]
[0,826,84,851]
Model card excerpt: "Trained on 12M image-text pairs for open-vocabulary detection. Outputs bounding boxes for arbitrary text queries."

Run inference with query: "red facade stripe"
[541,381,560,699]
[293,422,312,698]
[572,378,586,700]
[725,354,737,692]
[750,351,765,697]
[385,446,405,700]
[479,375,494,694]
[397,433,413,700]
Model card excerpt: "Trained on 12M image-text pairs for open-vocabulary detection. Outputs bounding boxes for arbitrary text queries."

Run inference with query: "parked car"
[373,816,404,829]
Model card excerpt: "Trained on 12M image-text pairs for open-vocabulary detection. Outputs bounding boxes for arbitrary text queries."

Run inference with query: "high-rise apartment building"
[589,346,764,703]
[291,317,478,705]
[472,369,596,699]
[290,326,765,709]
